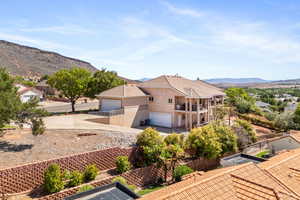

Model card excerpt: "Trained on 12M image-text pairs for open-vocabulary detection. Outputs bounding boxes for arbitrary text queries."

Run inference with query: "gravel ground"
[0,129,137,169]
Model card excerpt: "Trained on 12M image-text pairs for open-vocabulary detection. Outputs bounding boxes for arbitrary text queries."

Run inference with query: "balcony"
[175,104,207,112]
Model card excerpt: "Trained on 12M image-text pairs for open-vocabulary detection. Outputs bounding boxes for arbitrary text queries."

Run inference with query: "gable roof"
[97,84,147,98]
[16,84,43,96]
[140,163,299,200]
[138,75,225,98]
[259,148,300,196]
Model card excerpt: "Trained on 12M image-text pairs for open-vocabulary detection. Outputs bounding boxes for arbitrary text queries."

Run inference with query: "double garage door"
[149,112,172,128]
[101,99,121,111]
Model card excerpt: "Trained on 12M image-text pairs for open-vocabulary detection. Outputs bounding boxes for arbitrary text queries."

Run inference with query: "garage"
[101,99,121,111]
[149,112,172,128]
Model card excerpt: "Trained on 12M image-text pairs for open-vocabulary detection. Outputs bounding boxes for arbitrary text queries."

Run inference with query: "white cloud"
[162,1,300,64]
[20,25,95,35]
[0,32,73,50]
[161,1,204,17]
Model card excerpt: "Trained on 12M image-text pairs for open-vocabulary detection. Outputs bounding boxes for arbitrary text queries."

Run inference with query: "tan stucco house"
[97,75,225,130]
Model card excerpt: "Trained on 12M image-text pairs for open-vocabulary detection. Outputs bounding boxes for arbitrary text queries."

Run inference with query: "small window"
[168,98,173,103]
[149,97,154,102]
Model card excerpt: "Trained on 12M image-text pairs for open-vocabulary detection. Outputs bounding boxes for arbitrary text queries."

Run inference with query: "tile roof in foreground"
[259,148,300,197]
[140,161,300,200]
[138,75,225,98]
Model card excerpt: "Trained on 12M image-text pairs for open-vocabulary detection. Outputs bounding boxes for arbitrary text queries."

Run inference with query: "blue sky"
[1,0,300,80]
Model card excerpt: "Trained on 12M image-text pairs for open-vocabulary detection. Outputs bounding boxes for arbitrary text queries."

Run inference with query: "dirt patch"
[0,129,137,169]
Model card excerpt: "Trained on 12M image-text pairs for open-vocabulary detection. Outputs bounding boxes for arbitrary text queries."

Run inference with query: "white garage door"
[101,99,121,111]
[149,112,172,128]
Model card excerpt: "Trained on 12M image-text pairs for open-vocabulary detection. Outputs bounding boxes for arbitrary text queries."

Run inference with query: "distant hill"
[139,78,151,82]
[205,78,269,84]
[0,40,97,77]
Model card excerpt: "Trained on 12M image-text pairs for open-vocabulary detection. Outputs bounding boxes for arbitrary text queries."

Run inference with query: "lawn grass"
[3,124,17,129]
[137,185,165,196]
[256,150,270,158]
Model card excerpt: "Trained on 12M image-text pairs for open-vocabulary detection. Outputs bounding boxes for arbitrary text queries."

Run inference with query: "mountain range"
[0,40,97,77]
[204,78,270,84]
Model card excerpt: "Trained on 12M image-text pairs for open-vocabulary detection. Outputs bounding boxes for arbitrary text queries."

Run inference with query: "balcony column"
[185,98,188,130]
[189,98,192,129]
[197,98,200,126]
[207,98,210,122]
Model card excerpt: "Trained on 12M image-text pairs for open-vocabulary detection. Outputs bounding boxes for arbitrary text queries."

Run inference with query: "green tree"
[85,69,125,98]
[275,112,297,131]
[185,126,222,159]
[211,122,238,155]
[136,128,165,166]
[0,68,47,136]
[164,133,184,147]
[115,156,131,174]
[294,104,300,124]
[213,105,227,121]
[43,164,64,193]
[47,67,91,112]
[158,143,184,182]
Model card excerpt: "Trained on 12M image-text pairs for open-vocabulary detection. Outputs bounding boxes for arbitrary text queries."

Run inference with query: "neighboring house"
[140,161,300,200]
[97,75,225,129]
[284,102,298,113]
[16,84,43,103]
[36,80,56,95]
[255,101,271,112]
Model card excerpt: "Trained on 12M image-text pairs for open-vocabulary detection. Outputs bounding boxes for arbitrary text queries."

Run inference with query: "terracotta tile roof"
[259,148,300,197]
[97,84,147,98]
[289,131,300,143]
[140,163,300,200]
[138,75,225,98]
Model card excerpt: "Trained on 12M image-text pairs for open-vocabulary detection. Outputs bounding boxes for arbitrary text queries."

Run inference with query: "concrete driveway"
[43,114,141,134]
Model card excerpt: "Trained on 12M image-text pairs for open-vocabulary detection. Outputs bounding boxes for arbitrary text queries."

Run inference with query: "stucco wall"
[141,88,177,113]
[122,96,148,106]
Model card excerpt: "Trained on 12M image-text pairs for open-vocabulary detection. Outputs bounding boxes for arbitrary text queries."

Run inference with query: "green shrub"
[62,169,72,181]
[77,185,94,194]
[68,170,83,187]
[173,165,193,182]
[116,156,131,174]
[83,164,99,182]
[43,164,64,193]
[111,176,136,192]
[237,113,275,130]
[111,176,127,185]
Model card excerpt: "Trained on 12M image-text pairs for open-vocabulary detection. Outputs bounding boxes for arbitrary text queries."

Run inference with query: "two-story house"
[97,75,225,130]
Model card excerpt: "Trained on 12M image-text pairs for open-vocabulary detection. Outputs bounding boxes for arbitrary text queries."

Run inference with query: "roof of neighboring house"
[256,101,270,108]
[138,75,225,98]
[65,182,139,200]
[259,148,300,196]
[97,84,148,98]
[140,162,299,200]
[16,84,43,96]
